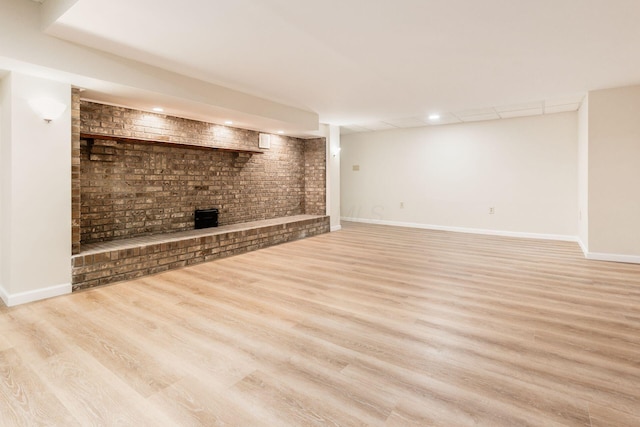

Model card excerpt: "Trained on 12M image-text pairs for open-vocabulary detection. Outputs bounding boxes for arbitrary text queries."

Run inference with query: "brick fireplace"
[70,100,329,289]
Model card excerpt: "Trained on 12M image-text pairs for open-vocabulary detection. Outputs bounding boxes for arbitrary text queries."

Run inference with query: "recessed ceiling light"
[277,130,284,134]
[428,114,441,121]
[152,107,164,112]
[224,120,233,125]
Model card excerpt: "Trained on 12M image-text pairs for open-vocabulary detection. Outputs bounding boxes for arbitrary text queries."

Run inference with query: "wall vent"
[259,133,271,149]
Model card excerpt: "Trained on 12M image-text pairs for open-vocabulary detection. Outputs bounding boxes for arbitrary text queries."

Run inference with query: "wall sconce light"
[29,98,67,123]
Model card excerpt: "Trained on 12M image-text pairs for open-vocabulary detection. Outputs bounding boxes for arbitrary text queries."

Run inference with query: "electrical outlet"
[489,207,495,214]
[400,202,404,209]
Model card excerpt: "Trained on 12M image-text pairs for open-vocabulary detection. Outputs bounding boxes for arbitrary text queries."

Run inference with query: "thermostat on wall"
[259,133,271,149]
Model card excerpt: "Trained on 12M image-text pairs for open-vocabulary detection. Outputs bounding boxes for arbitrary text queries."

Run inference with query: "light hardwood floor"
[1,221,639,426]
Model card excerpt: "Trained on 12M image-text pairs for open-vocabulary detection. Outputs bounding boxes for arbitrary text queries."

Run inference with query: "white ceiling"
[42,0,640,132]
[341,97,584,134]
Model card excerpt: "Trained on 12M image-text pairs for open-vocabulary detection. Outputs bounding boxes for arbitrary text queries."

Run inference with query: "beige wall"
[341,112,578,238]
[0,72,72,306]
[318,123,342,231]
[329,125,341,231]
[588,85,640,256]
[0,75,9,297]
[578,96,589,250]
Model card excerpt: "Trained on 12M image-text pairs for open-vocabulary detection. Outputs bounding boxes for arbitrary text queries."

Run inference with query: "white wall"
[0,72,71,306]
[320,124,341,231]
[341,113,578,239]
[587,85,640,258]
[577,96,589,252]
[329,125,341,231]
[0,74,8,298]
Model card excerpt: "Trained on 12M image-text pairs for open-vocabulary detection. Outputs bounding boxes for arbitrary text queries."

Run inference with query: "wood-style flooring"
[1,221,639,426]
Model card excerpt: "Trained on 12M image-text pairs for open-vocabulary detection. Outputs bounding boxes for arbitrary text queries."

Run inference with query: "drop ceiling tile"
[341,96,583,135]
[424,112,462,125]
[340,128,357,135]
[362,121,398,131]
[454,107,497,118]
[340,125,371,134]
[384,117,429,128]
[494,101,543,113]
[545,94,585,107]
[459,112,501,122]
[544,103,581,114]
[498,108,543,119]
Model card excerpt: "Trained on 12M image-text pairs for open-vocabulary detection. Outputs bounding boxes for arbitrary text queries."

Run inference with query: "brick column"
[71,88,81,254]
[304,137,327,215]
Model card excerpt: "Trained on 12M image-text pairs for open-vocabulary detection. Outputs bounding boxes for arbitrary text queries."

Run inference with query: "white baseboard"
[577,238,588,256]
[577,237,640,264]
[342,217,640,264]
[0,285,8,307]
[330,225,342,232]
[584,252,640,264]
[0,283,71,307]
[340,217,578,242]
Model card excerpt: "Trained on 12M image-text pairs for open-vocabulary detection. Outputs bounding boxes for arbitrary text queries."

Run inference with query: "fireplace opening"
[195,208,219,229]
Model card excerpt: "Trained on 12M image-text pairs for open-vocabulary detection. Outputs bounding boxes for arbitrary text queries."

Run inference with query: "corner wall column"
[0,72,72,306]
[71,88,81,254]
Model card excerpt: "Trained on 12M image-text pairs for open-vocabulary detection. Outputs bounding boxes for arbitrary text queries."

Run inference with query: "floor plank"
[1,221,639,426]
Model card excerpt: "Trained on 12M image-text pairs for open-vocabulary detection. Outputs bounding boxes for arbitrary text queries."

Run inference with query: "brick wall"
[304,138,327,215]
[81,101,259,151]
[71,89,81,254]
[79,101,326,244]
[72,216,330,290]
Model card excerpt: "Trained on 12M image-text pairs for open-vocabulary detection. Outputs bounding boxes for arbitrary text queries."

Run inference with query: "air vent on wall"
[259,133,271,149]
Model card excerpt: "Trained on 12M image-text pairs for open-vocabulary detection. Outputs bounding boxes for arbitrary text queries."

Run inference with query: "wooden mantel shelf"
[80,133,265,155]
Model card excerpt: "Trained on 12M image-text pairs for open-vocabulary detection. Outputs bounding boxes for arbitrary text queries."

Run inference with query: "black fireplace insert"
[194,208,218,229]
